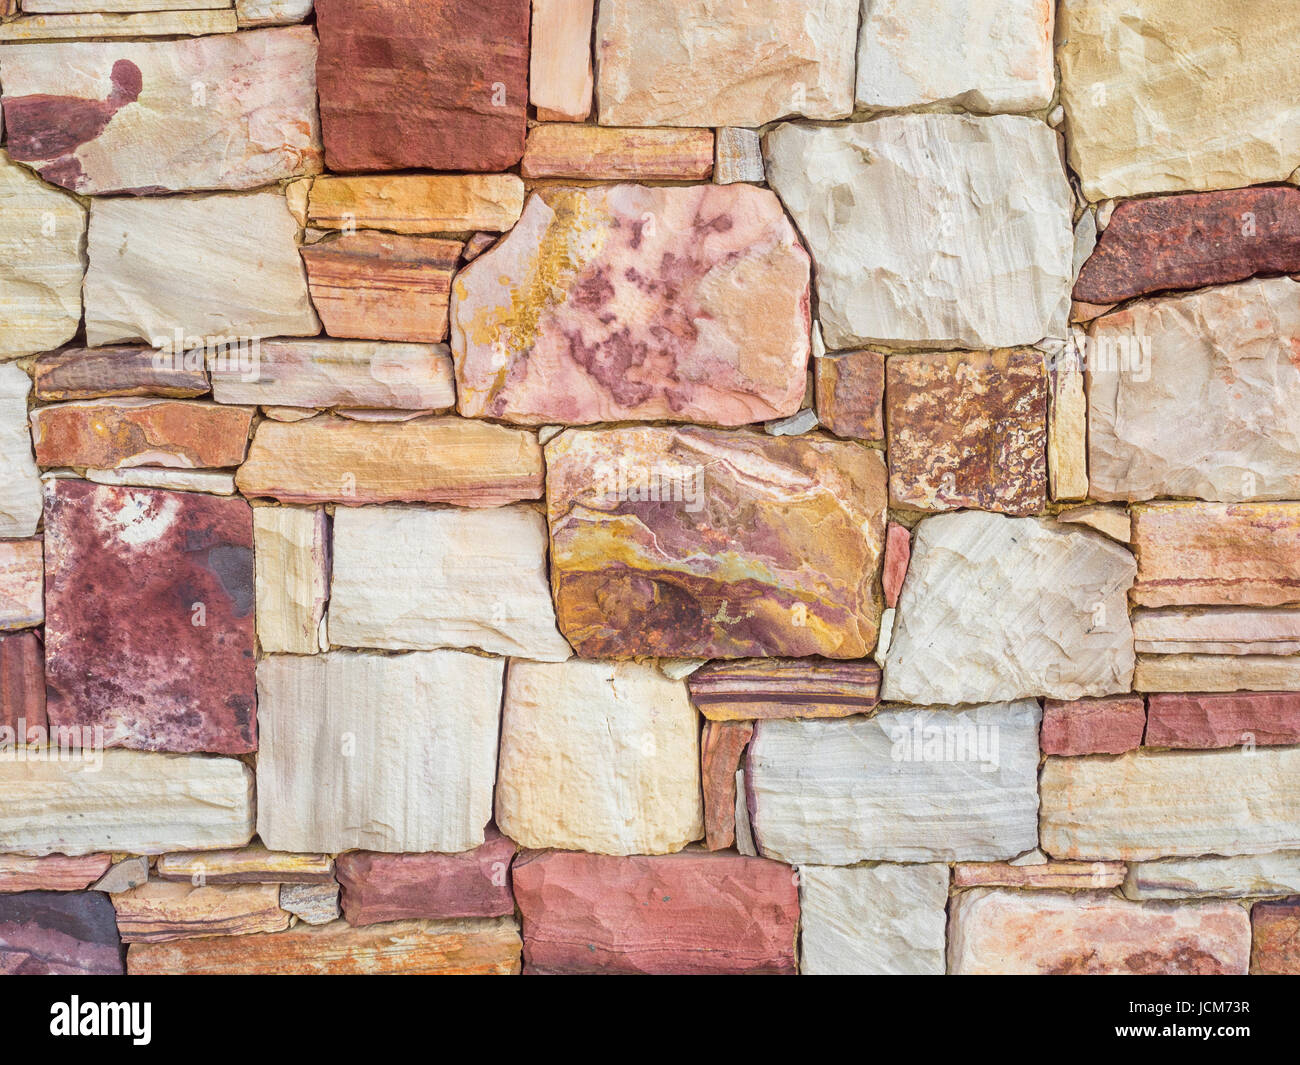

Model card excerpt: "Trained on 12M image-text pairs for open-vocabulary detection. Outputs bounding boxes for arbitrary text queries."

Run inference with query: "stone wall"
[1,0,1299,976]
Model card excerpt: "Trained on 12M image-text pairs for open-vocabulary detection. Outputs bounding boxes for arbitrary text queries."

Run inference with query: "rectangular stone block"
[0,539,42,631]
[747,703,1042,864]
[328,504,571,661]
[949,888,1250,974]
[236,415,544,507]
[799,863,948,975]
[0,631,45,734]
[127,916,521,975]
[0,28,320,194]
[155,843,333,885]
[0,891,124,974]
[1134,606,1300,655]
[529,0,593,121]
[112,881,288,942]
[702,720,752,851]
[1135,654,1300,694]
[686,658,881,722]
[1041,748,1300,860]
[1040,695,1146,756]
[814,351,884,443]
[34,346,209,401]
[496,660,702,855]
[954,859,1125,891]
[521,125,713,180]
[255,650,503,853]
[1251,898,1300,974]
[513,850,798,975]
[252,505,327,655]
[0,853,111,894]
[546,426,887,659]
[0,749,254,856]
[1146,692,1300,749]
[44,480,257,754]
[307,173,525,234]
[0,365,43,536]
[1124,853,1300,901]
[336,829,516,925]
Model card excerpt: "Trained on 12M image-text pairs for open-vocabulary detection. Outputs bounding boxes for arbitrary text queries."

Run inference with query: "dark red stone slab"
[336,828,517,925]
[314,0,529,173]
[0,891,124,975]
[43,479,256,754]
[0,630,45,735]
[1075,187,1300,304]
[1146,692,1300,750]
[1040,695,1146,756]
[513,850,798,975]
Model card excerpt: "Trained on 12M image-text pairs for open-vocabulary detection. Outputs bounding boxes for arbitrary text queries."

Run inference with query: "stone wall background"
[1,0,1299,975]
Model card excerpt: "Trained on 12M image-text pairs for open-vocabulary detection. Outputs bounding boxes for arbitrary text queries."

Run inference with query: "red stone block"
[1252,898,1300,974]
[513,850,798,974]
[1076,187,1300,304]
[1040,694,1146,756]
[0,630,45,735]
[43,480,256,754]
[336,829,517,925]
[814,350,885,442]
[882,522,911,608]
[701,719,753,851]
[1146,692,1300,750]
[314,0,529,173]
[0,891,124,975]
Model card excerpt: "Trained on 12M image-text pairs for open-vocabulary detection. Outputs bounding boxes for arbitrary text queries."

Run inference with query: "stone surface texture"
[452,185,810,427]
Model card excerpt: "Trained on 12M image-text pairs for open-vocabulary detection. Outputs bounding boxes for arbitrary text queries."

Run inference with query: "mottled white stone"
[0,364,42,537]
[279,882,340,925]
[855,0,1054,113]
[747,702,1041,865]
[1088,279,1300,502]
[799,863,948,975]
[496,660,703,855]
[883,512,1135,704]
[1041,748,1300,860]
[1124,852,1300,900]
[85,467,237,495]
[83,190,319,348]
[237,0,311,26]
[765,115,1072,350]
[256,651,503,854]
[0,750,254,857]
[0,151,85,360]
[329,505,572,662]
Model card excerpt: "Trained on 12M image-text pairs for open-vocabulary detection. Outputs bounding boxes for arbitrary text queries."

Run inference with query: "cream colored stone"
[236,0,311,26]
[855,0,1054,113]
[1088,279,1300,502]
[1041,748,1300,860]
[0,365,41,537]
[0,152,85,360]
[714,127,764,185]
[112,881,288,942]
[0,10,237,38]
[747,703,1041,865]
[0,750,254,856]
[799,863,948,976]
[1124,852,1300,900]
[210,340,455,411]
[765,115,1072,350]
[1134,654,1300,693]
[84,190,318,347]
[1057,0,1300,199]
[254,506,327,655]
[329,505,571,662]
[595,0,858,127]
[0,538,42,630]
[256,651,503,853]
[530,0,593,121]
[1134,607,1300,656]
[496,660,703,855]
[1048,342,1088,501]
[883,512,1136,704]
[1055,503,1130,543]
[85,467,236,495]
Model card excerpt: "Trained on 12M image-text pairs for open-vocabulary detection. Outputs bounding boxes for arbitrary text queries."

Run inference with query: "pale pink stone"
[1040,695,1146,755]
[881,522,911,608]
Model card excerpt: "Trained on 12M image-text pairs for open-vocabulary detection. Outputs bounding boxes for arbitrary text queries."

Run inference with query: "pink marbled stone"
[450,184,811,426]
[881,522,911,608]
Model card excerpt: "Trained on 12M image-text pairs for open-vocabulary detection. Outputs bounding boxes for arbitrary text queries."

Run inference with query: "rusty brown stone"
[300,233,463,343]
[0,630,44,735]
[814,351,885,442]
[885,349,1047,515]
[314,0,528,173]
[1075,186,1300,304]
[1251,898,1300,974]
[702,720,753,851]
[31,399,253,469]
[687,658,881,721]
[34,346,210,401]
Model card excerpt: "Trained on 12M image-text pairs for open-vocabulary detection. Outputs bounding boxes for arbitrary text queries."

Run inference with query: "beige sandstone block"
[253,506,327,655]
